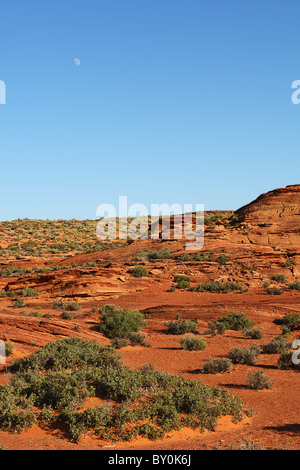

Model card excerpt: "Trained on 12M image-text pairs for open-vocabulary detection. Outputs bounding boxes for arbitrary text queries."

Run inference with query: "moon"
[73,58,80,66]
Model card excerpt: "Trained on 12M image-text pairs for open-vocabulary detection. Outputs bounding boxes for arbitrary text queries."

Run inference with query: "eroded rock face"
[235,185,300,247]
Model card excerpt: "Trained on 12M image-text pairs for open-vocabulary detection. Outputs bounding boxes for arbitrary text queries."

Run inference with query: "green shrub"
[20,287,39,297]
[99,305,146,339]
[277,351,293,370]
[205,321,227,336]
[271,274,287,283]
[228,345,261,365]
[61,311,73,320]
[0,385,36,433]
[266,287,282,295]
[5,337,249,442]
[165,316,198,335]
[218,313,254,331]
[201,358,232,374]
[129,265,148,278]
[288,281,300,291]
[261,337,288,354]
[175,275,190,289]
[179,335,206,351]
[53,300,80,311]
[192,281,244,294]
[242,328,263,339]
[216,254,228,265]
[4,341,14,357]
[13,299,25,308]
[275,312,300,331]
[247,371,273,390]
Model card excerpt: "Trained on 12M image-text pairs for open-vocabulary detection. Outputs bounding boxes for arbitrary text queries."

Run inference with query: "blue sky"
[1,0,299,220]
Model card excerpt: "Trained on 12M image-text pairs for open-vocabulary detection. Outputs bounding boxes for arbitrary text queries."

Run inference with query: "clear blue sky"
[1,0,299,220]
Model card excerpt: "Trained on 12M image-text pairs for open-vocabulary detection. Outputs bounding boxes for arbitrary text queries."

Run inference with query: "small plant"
[247,371,273,391]
[165,316,198,335]
[242,328,263,339]
[99,305,146,339]
[261,337,288,354]
[205,321,227,336]
[4,340,14,357]
[288,281,300,291]
[192,281,244,294]
[61,311,73,320]
[266,287,282,295]
[179,335,206,351]
[21,287,39,297]
[13,298,25,308]
[228,344,261,365]
[216,254,228,265]
[274,312,300,331]
[201,358,232,374]
[129,265,148,278]
[277,351,294,370]
[271,274,287,284]
[218,313,254,331]
[175,275,190,290]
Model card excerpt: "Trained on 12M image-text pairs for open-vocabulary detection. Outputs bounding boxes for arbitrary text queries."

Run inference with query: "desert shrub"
[0,384,36,433]
[13,299,25,308]
[179,335,206,351]
[266,287,282,295]
[247,371,273,390]
[4,341,14,357]
[201,358,232,374]
[61,311,73,320]
[4,337,250,442]
[165,316,198,335]
[180,252,211,262]
[20,287,39,297]
[242,328,263,339]
[216,254,228,265]
[281,325,292,337]
[288,281,300,291]
[111,338,130,349]
[205,321,227,336]
[11,337,122,372]
[228,345,261,365]
[261,337,288,354]
[99,305,146,339]
[60,405,111,442]
[147,249,173,260]
[126,333,150,347]
[133,249,173,261]
[175,275,190,289]
[277,351,294,370]
[129,265,148,278]
[192,281,244,294]
[53,300,80,311]
[274,312,300,331]
[218,313,254,331]
[38,406,56,427]
[271,274,287,283]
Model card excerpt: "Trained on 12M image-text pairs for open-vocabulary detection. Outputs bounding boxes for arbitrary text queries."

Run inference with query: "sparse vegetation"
[192,281,244,294]
[242,328,263,339]
[179,335,206,351]
[247,371,273,391]
[217,313,254,331]
[1,337,249,441]
[129,265,148,278]
[175,275,190,289]
[165,316,198,335]
[99,305,146,339]
[201,358,232,374]
[228,344,261,365]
